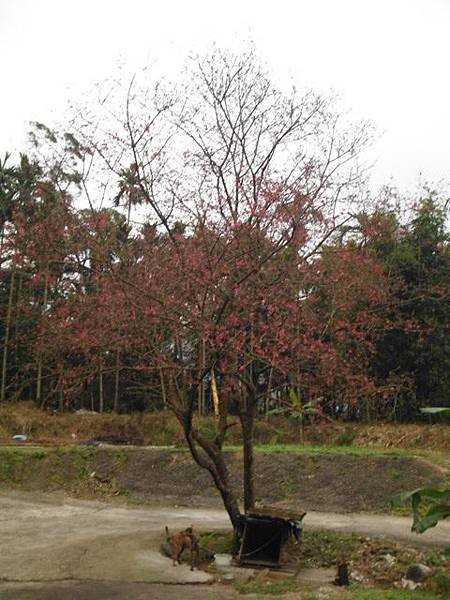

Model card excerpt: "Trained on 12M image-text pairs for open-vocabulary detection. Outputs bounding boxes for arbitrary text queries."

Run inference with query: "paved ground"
[0,490,448,599]
[305,509,450,547]
[0,582,243,600]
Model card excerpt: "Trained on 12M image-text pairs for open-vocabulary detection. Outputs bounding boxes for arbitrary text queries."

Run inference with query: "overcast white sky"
[1,0,449,192]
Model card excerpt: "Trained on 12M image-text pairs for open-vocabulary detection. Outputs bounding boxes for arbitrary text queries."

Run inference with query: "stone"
[401,577,419,591]
[405,563,432,583]
[382,553,396,567]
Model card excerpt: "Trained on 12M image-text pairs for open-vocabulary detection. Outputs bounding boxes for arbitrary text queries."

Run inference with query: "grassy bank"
[0,445,446,514]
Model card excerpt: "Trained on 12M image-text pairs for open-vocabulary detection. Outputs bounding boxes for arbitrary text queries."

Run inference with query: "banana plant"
[269,388,321,444]
[392,487,450,533]
[420,407,450,416]
[392,406,450,533]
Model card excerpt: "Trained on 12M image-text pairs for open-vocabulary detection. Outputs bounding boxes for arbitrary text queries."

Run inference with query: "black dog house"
[237,508,306,568]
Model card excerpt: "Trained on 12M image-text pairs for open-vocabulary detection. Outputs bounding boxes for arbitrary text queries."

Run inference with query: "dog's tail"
[165,525,170,541]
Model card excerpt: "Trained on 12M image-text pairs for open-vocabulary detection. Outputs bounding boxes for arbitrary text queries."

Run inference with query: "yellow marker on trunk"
[211,369,219,417]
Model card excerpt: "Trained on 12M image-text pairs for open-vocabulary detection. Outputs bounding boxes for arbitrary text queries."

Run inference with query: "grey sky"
[1,0,449,192]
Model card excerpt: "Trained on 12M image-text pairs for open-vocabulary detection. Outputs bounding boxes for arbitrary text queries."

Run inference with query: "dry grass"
[0,402,448,453]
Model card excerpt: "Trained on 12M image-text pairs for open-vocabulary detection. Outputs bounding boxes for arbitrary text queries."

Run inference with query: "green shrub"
[427,572,450,598]
[335,428,356,446]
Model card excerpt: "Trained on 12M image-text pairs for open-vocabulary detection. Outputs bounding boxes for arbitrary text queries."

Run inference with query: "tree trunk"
[365,397,371,423]
[99,358,104,413]
[189,428,241,527]
[216,475,241,527]
[240,393,257,513]
[176,384,242,529]
[113,350,120,412]
[14,272,23,366]
[1,270,15,403]
[265,366,273,419]
[198,338,206,415]
[159,367,167,408]
[36,273,49,405]
[297,386,305,445]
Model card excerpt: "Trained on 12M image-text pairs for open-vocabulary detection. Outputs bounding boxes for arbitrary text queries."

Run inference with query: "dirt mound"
[0,447,445,514]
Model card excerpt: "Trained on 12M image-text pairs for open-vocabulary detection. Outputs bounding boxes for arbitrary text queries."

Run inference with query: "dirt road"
[0,490,448,599]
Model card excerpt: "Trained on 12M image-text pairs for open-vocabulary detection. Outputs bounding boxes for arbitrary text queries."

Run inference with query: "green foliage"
[427,572,450,598]
[392,404,450,533]
[301,530,359,566]
[0,448,47,483]
[335,428,356,446]
[392,487,450,533]
[235,580,300,595]
[0,152,42,225]
[199,530,234,554]
[288,388,321,422]
[268,389,320,422]
[248,444,415,457]
[370,197,450,417]
[420,407,450,417]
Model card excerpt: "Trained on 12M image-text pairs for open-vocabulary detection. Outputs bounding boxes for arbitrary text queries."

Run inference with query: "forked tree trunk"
[1,270,15,403]
[216,472,241,527]
[174,383,242,528]
[187,427,241,527]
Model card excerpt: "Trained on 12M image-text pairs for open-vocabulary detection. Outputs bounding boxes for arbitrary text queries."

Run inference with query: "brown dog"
[165,525,199,571]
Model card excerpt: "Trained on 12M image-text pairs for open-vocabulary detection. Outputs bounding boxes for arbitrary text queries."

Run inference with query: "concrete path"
[0,490,448,588]
[0,491,216,584]
[306,510,450,548]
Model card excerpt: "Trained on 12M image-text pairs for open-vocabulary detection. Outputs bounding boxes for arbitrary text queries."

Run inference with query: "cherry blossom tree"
[56,49,377,526]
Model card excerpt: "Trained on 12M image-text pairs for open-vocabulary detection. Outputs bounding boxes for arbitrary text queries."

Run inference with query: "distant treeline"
[1,152,448,422]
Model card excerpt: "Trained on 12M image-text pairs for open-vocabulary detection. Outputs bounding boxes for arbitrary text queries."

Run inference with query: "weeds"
[344,589,444,600]
[335,428,356,446]
[226,444,417,458]
[427,572,450,598]
[1,403,449,453]
[199,530,234,554]
[235,580,300,595]
[301,530,360,567]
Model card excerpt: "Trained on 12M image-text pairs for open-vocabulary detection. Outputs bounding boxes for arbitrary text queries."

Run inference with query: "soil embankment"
[0,447,445,513]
